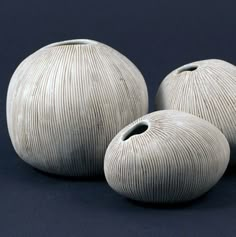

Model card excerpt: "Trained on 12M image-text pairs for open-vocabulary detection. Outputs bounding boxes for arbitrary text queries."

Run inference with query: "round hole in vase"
[46,39,98,48]
[122,121,149,141]
[178,65,198,73]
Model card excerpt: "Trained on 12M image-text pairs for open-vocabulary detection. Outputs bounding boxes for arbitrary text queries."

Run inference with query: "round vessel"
[155,59,236,157]
[104,110,230,203]
[7,39,148,176]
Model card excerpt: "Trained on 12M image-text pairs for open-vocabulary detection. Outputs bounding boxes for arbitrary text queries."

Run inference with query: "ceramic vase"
[104,110,230,203]
[7,39,148,176]
[155,59,236,157]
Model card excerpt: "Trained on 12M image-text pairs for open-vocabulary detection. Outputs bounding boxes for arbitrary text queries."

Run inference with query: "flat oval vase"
[104,110,230,203]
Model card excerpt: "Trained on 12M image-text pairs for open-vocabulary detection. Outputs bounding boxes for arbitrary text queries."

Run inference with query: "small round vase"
[104,110,230,203]
[155,59,236,158]
[7,39,148,176]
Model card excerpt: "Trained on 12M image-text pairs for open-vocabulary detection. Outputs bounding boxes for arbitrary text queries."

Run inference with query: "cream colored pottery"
[155,59,236,157]
[7,39,148,176]
[104,110,230,203]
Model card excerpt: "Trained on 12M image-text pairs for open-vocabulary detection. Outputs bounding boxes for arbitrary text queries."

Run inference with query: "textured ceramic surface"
[7,39,148,176]
[104,110,230,203]
[155,59,236,156]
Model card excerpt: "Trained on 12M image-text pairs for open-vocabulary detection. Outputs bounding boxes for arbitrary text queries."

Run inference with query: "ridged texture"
[104,110,230,203]
[7,39,148,176]
[155,59,236,156]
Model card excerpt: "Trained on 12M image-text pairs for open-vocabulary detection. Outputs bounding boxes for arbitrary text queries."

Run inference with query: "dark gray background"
[0,0,236,236]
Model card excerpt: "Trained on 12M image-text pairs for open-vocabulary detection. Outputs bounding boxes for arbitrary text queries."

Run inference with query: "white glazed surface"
[7,39,148,176]
[155,59,236,154]
[104,110,230,203]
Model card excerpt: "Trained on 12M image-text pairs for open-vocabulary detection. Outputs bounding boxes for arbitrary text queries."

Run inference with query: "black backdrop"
[0,0,236,236]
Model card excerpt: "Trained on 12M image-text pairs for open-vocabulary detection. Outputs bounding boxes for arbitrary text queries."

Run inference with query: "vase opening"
[48,39,98,47]
[122,121,149,141]
[178,65,198,73]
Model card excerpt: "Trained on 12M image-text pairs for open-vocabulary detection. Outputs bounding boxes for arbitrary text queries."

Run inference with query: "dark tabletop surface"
[1,0,236,236]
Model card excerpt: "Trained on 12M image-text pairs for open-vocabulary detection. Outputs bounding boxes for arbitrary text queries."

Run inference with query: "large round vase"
[7,39,148,176]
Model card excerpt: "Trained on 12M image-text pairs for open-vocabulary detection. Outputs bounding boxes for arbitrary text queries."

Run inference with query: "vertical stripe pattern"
[7,39,148,176]
[104,110,230,203]
[155,59,236,157]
